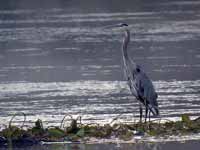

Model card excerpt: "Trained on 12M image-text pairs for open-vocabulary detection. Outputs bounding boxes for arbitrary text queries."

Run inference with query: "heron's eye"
[136,68,140,72]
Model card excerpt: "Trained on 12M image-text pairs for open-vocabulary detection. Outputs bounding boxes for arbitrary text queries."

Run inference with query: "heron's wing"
[123,59,159,115]
[123,63,139,98]
[135,73,155,101]
[135,72,159,115]
[127,76,139,98]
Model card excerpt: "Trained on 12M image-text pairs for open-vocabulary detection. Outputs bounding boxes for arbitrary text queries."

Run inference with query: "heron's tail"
[148,105,159,116]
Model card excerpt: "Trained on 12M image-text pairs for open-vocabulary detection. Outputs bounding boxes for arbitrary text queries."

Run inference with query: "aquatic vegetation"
[0,114,200,146]
[30,119,45,136]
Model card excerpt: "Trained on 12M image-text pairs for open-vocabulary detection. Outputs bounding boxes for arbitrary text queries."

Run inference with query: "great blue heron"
[107,23,159,122]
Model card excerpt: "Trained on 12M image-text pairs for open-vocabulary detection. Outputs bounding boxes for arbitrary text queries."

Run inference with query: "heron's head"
[103,23,129,30]
[118,23,128,27]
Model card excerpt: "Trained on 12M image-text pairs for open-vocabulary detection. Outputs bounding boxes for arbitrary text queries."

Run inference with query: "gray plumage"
[118,23,159,121]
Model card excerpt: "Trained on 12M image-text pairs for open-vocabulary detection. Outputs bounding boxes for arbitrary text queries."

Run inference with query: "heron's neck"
[122,29,130,60]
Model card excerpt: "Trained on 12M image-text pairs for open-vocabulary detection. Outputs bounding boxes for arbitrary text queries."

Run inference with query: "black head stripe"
[121,23,128,27]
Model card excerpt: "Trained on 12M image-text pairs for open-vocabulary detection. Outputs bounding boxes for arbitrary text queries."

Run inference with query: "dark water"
[0,0,200,139]
[1,140,200,150]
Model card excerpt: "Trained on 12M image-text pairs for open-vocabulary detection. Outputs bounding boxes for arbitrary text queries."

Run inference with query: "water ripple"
[0,80,199,126]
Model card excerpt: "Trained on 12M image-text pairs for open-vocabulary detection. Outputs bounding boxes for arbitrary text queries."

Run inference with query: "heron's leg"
[139,103,143,123]
[144,98,147,123]
[148,111,151,122]
[145,107,148,123]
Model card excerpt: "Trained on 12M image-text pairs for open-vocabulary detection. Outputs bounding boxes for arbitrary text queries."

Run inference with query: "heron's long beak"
[102,24,121,29]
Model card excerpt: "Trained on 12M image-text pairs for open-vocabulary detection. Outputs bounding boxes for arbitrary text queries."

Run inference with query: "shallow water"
[0,80,200,127]
[0,0,200,135]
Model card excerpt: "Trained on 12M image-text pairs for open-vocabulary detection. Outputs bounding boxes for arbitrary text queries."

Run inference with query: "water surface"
[1,140,200,150]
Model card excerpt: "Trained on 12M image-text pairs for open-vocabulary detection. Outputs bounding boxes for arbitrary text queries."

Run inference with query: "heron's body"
[120,26,159,122]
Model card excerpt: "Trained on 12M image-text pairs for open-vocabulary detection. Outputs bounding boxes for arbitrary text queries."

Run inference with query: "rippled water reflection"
[0,80,199,126]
